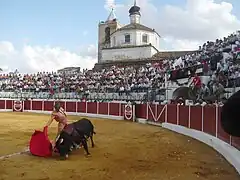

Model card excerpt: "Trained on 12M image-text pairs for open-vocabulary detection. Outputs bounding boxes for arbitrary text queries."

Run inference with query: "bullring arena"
[0,99,239,180]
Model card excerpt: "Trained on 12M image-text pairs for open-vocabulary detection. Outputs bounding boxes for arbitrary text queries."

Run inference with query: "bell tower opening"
[105,27,110,44]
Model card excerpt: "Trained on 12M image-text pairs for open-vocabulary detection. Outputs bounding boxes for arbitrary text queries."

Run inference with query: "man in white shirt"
[212,82,225,101]
[200,84,210,98]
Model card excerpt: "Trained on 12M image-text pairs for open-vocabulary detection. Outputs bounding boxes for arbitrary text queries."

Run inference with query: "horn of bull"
[220,90,240,137]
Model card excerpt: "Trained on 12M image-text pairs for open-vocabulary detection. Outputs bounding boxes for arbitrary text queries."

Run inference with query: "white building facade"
[98,1,161,63]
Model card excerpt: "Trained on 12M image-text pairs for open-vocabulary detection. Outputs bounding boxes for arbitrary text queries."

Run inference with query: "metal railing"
[0,91,165,102]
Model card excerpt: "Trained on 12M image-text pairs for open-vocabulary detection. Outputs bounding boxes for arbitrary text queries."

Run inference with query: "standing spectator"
[190,74,202,99]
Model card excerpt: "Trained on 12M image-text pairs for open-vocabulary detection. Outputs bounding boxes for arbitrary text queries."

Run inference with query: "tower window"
[105,27,110,44]
[142,34,148,43]
[113,36,116,46]
[125,34,130,43]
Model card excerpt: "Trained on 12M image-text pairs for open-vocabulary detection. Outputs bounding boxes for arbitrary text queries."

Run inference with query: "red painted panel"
[87,102,97,114]
[109,103,119,116]
[231,137,240,150]
[136,104,147,119]
[32,101,42,111]
[217,107,230,143]
[136,104,144,118]
[156,105,165,123]
[98,102,108,115]
[6,100,12,109]
[190,106,202,131]
[167,104,177,124]
[203,105,216,137]
[147,104,156,121]
[24,100,31,110]
[179,105,189,128]
[66,102,76,112]
[44,101,54,111]
[0,100,5,109]
[58,101,66,110]
[77,102,86,113]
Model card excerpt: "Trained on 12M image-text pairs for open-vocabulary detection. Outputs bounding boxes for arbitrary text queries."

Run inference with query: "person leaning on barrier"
[200,84,210,98]
[212,82,225,101]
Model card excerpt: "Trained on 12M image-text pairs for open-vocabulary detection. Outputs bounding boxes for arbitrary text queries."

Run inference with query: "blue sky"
[0,0,240,72]
[0,0,238,50]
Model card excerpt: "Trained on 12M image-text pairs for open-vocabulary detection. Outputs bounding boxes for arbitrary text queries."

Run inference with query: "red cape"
[29,126,52,157]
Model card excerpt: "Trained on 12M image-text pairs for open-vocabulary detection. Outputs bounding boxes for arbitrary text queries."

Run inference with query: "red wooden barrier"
[190,106,202,131]
[109,103,119,116]
[24,100,31,110]
[167,104,177,124]
[0,100,6,109]
[0,99,239,151]
[6,100,12,109]
[178,105,189,128]
[87,102,97,114]
[203,106,216,137]
[77,102,86,113]
[98,102,108,115]
[0,100,5,109]
[217,106,230,143]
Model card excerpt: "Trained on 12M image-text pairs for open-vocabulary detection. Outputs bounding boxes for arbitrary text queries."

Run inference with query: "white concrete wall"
[101,46,158,62]
[137,119,240,175]
[110,29,160,50]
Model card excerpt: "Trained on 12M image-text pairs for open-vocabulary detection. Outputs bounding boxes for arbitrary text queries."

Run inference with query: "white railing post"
[107,102,110,115]
[165,104,168,122]
[177,104,179,125]
[119,103,121,116]
[155,103,157,121]
[188,105,191,128]
[23,100,25,111]
[96,102,99,114]
[215,105,218,138]
[75,101,77,113]
[30,100,32,111]
[146,102,149,120]
[42,101,44,111]
[201,106,204,132]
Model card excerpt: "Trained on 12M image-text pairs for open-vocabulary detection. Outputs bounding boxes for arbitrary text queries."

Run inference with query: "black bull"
[55,118,96,159]
[221,90,240,137]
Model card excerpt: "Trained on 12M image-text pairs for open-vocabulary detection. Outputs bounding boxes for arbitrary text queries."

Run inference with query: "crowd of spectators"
[0,31,240,100]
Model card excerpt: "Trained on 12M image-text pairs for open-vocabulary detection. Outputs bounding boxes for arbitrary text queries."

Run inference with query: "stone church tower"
[98,8,122,63]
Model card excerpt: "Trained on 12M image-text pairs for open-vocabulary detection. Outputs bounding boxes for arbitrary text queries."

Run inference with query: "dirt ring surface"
[0,112,239,180]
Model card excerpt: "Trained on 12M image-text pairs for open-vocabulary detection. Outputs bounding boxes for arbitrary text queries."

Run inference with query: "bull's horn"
[221,90,240,137]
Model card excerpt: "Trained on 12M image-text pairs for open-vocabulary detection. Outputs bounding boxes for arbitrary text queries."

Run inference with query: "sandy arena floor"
[0,112,239,180]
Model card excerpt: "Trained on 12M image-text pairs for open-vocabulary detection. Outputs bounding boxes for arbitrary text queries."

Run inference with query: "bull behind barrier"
[221,90,240,137]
